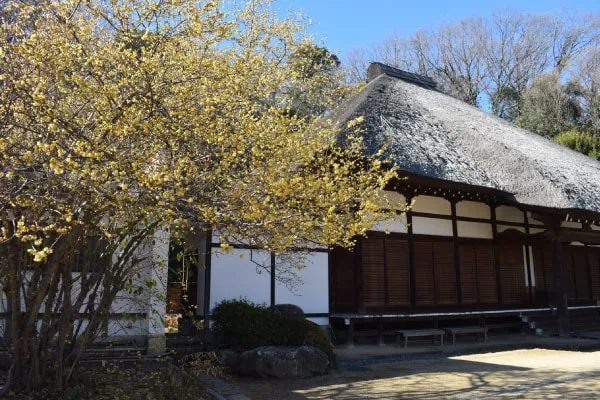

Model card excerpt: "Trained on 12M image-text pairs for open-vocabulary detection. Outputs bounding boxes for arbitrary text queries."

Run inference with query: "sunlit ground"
[233,349,600,399]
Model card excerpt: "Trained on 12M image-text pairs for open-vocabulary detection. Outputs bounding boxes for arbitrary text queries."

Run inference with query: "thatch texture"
[338,63,600,214]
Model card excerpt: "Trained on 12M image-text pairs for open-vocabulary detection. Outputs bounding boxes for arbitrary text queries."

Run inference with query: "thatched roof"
[338,63,600,215]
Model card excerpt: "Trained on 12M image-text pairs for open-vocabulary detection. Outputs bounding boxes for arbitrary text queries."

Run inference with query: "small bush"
[271,303,305,319]
[211,299,332,359]
[180,351,226,379]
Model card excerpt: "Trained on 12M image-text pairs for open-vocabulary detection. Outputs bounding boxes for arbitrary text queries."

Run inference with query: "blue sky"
[274,0,600,59]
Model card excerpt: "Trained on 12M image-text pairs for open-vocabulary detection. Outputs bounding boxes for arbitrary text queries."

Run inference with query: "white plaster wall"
[498,225,526,233]
[106,318,147,337]
[529,228,546,234]
[210,249,271,311]
[412,195,451,215]
[562,221,583,229]
[376,190,408,210]
[275,252,328,316]
[371,214,408,233]
[456,201,490,219]
[412,217,453,236]
[307,317,329,326]
[496,206,524,223]
[527,212,544,226]
[457,221,493,239]
[0,230,170,340]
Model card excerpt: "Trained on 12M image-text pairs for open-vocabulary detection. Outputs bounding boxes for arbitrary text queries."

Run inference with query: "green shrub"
[554,129,600,160]
[271,303,305,319]
[211,299,333,359]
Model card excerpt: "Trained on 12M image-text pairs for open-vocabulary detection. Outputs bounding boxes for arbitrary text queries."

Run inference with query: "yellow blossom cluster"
[0,0,399,263]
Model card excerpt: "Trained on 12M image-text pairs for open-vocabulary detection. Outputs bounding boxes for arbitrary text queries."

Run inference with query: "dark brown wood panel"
[385,238,411,307]
[562,248,577,301]
[572,247,591,301]
[459,245,478,304]
[362,238,386,307]
[531,245,554,305]
[331,246,356,312]
[476,245,498,304]
[590,248,600,301]
[414,241,435,306]
[498,243,527,305]
[433,241,457,305]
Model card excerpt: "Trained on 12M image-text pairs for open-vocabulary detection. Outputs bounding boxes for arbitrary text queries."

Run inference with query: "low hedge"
[211,299,333,359]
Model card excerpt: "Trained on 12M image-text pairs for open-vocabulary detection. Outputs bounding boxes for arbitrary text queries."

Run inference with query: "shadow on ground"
[230,350,600,399]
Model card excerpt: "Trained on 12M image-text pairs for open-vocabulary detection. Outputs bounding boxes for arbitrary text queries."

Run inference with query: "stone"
[217,349,241,372]
[236,346,329,379]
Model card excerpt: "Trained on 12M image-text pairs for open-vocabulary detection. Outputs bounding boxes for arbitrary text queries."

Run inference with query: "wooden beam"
[557,229,600,244]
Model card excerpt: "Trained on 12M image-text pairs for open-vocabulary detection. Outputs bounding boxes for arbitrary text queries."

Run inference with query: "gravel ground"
[230,349,600,399]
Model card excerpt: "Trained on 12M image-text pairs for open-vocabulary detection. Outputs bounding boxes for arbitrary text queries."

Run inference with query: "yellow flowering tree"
[0,0,397,390]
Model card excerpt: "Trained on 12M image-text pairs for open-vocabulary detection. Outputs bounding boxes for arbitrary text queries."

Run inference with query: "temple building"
[197,63,600,344]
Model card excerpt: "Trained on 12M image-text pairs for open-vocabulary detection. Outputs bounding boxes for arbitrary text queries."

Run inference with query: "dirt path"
[230,349,600,399]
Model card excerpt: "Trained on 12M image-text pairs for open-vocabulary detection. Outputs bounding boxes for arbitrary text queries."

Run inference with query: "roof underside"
[338,72,600,215]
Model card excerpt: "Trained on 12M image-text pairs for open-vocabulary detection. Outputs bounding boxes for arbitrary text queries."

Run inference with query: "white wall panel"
[376,190,408,210]
[372,215,408,233]
[561,221,582,229]
[527,212,544,225]
[307,317,329,326]
[498,225,526,233]
[210,249,271,311]
[412,217,453,236]
[275,252,328,315]
[496,206,524,223]
[457,221,493,239]
[456,201,490,219]
[529,228,546,234]
[412,195,451,215]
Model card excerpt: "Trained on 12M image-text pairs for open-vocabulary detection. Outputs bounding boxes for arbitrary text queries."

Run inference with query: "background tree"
[345,10,600,120]
[0,0,397,391]
[516,72,583,137]
[285,43,347,117]
[344,8,600,157]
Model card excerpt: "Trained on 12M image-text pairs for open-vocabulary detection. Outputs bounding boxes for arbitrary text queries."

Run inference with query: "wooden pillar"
[451,202,462,304]
[348,318,355,348]
[523,212,534,305]
[377,318,385,346]
[490,205,503,305]
[270,252,276,307]
[406,200,417,307]
[551,235,570,336]
[355,238,365,313]
[203,230,212,330]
